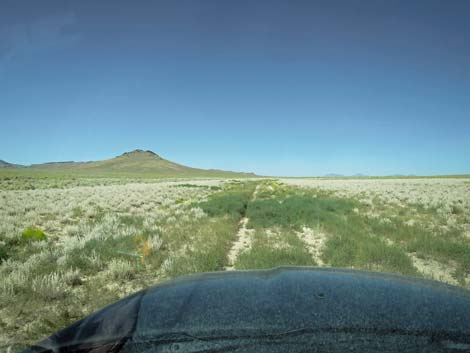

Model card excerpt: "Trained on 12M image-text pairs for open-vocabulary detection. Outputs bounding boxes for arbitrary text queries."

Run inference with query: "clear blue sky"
[1,0,469,176]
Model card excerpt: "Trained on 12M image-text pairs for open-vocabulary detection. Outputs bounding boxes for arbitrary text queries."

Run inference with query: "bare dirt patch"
[224,185,260,271]
[224,217,254,271]
[409,253,459,286]
[296,226,327,266]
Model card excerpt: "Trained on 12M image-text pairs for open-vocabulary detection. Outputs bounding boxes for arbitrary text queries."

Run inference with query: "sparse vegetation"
[247,192,358,230]
[236,230,316,269]
[1,176,469,351]
[0,246,8,263]
[242,183,416,275]
[199,182,256,218]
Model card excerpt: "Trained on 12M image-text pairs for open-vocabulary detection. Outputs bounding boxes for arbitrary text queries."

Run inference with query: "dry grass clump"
[32,273,68,301]
[0,267,29,297]
[63,268,82,286]
[147,234,164,251]
[106,259,136,281]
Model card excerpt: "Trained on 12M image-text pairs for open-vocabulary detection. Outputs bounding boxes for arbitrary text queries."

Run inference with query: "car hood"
[24,267,470,352]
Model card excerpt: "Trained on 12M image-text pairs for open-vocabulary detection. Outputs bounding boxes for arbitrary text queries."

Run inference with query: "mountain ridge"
[0,150,256,178]
[0,160,24,168]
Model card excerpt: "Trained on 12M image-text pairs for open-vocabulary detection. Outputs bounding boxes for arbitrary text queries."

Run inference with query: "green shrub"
[200,192,249,218]
[322,231,417,276]
[368,217,470,276]
[247,194,357,230]
[199,183,257,218]
[0,245,8,263]
[119,215,144,227]
[22,227,47,242]
[71,206,85,218]
[451,205,464,215]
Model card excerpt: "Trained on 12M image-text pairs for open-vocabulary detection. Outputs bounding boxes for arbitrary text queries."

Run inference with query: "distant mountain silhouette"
[323,173,344,178]
[1,150,256,177]
[323,173,368,178]
[0,160,24,168]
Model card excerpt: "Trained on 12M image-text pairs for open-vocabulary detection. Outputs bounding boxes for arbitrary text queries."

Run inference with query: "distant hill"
[323,173,367,178]
[0,150,256,178]
[0,160,24,168]
[389,174,417,177]
[323,173,344,178]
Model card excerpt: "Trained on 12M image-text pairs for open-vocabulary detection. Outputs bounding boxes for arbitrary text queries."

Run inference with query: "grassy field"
[0,149,257,182]
[1,176,469,351]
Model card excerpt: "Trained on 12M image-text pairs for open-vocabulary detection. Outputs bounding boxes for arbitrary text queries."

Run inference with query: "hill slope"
[3,150,255,178]
[0,160,24,168]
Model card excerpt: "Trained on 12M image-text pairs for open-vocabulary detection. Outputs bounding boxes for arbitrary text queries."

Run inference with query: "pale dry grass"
[281,178,470,213]
[0,179,224,351]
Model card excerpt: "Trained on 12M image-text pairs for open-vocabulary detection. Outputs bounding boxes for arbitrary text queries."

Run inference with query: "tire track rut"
[224,185,259,271]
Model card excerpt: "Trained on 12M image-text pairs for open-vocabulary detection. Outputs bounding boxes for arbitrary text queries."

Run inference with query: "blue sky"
[1,0,469,176]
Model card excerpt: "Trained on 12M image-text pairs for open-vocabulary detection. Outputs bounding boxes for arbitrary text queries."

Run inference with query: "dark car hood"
[24,267,470,352]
